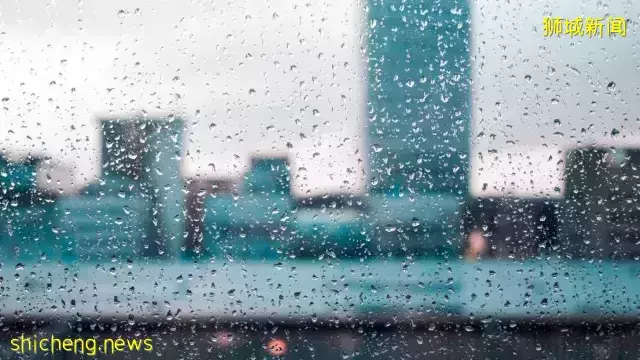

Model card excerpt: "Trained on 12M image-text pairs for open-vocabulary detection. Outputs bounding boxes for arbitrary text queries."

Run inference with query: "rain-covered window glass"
[1,0,639,358]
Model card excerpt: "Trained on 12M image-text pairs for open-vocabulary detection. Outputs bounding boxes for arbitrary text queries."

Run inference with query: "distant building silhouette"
[366,0,472,258]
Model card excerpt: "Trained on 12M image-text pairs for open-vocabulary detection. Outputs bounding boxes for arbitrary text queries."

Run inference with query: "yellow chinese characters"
[542,17,564,37]
[565,17,584,37]
[543,16,627,37]
[608,16,627,37]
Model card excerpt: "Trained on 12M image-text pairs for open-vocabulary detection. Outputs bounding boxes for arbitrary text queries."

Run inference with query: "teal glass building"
[366,0,472,256]
[54,117,185,262]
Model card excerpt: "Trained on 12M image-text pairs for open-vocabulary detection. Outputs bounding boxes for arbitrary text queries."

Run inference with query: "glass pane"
[1,0,638,358]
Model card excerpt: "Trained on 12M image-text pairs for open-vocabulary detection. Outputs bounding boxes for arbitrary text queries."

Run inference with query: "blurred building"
[184,178,237,256]
[199,155,295,260]
[54,116,184,261]
[0,153,57,260]
[558,146,640,259]
[366,0,472,257]
[293,194,368,259]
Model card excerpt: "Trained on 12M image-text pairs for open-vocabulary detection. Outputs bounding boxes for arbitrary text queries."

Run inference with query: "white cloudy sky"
[0,0,639,197]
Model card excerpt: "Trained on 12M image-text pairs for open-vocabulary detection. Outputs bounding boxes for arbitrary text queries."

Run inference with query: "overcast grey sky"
[471,0,640,197]
[0,0,639,197]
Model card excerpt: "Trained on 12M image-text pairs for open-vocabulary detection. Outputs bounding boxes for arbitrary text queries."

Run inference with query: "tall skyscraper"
[366,0,472,256]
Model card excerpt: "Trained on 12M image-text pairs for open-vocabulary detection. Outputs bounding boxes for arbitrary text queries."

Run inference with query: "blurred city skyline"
[1,0,639,197]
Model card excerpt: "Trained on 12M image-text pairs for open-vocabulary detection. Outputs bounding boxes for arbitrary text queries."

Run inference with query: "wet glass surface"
[0,0,639,358]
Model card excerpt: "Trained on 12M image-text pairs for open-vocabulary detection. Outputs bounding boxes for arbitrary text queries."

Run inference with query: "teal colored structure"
[54,116,184,261]
[200,156,295,260]
[292,196,368,259]
[366,0,472,257]
[193,0,474,261]
[3,0,640,327]
[558,146,640,259]
[0,154,57,260]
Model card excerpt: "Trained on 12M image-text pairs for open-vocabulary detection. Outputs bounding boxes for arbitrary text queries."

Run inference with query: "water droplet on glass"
[611,128,620,138]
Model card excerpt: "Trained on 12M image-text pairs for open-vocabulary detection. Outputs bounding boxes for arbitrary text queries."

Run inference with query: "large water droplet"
[611,128,620,138]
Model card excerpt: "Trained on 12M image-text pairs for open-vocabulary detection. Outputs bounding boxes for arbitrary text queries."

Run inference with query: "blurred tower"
[366,0,472,257]
[558,147,621,258]
[559,146,640,259]
[55,116,184,261]
[564,147,617,202]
